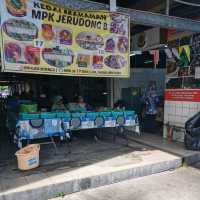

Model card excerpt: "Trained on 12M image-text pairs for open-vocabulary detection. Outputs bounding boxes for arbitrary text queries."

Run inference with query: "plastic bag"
[185,112,200,150]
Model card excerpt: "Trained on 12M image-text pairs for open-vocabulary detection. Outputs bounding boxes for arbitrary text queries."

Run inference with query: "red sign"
[165,89,200,102]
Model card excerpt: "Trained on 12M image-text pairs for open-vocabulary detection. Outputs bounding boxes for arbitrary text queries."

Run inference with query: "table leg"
[50,136,58,155]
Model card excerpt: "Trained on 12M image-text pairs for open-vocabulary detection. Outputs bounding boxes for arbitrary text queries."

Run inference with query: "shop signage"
[0,0,130,77]
[165,89,200,102]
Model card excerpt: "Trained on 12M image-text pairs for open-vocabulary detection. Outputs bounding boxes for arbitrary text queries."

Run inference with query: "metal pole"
[110,0,117,107]
[166,0,170,15]
[110,0,117,12]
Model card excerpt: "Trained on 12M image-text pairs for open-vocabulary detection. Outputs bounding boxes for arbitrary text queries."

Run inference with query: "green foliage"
[55,192,65,198]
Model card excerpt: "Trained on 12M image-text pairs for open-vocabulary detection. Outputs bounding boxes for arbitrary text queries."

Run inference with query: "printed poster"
[0,0,130,77]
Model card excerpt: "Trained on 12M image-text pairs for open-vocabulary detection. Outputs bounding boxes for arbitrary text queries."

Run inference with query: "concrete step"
[0,141,182,200]
[127,133,200,165]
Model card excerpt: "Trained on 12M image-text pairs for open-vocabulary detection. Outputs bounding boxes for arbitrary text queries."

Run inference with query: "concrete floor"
[0,133,182,200]
[52,165,200,200]
[128,132,200,164]
[1,131,200,200]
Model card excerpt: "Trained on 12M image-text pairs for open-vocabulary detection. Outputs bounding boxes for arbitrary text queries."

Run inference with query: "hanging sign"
[0,0,130,77]
[165,89,200,102]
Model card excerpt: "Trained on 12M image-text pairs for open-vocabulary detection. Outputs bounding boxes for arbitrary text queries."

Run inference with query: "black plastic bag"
[184,133,200,150]
[185,112,200,150]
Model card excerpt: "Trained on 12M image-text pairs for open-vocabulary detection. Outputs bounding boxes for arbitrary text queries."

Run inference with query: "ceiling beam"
[110,0,116,11]
[120,7,200,32]
[131,0,163,11]
[49,0,200,32]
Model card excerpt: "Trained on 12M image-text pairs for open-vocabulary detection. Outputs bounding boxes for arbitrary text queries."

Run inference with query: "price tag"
[34,39,44,48]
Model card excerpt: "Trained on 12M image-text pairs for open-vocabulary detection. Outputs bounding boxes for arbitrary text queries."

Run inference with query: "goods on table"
[20,103,37,113]
[16,110,138,148]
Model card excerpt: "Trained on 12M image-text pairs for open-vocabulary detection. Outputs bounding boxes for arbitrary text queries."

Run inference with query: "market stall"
[16,109,138,148]
[0,0,138,151]
[5,92,138,148]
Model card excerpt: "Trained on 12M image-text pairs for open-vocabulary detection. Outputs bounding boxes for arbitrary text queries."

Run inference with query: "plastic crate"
[19,113,40,120]
[40,112,57,119]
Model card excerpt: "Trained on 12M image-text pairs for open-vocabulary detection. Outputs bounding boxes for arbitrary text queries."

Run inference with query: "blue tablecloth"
[16,111,138,147]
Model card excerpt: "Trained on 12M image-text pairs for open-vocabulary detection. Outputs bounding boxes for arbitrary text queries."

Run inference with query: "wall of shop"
[164,100,200,142]
[113,68,165,103]
[164,32,200,142]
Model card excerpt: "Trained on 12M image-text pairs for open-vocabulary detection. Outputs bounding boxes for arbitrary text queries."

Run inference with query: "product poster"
[0,0,130,77]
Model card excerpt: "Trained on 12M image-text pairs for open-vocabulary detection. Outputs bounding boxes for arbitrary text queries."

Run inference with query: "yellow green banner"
[0,0,130,77]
